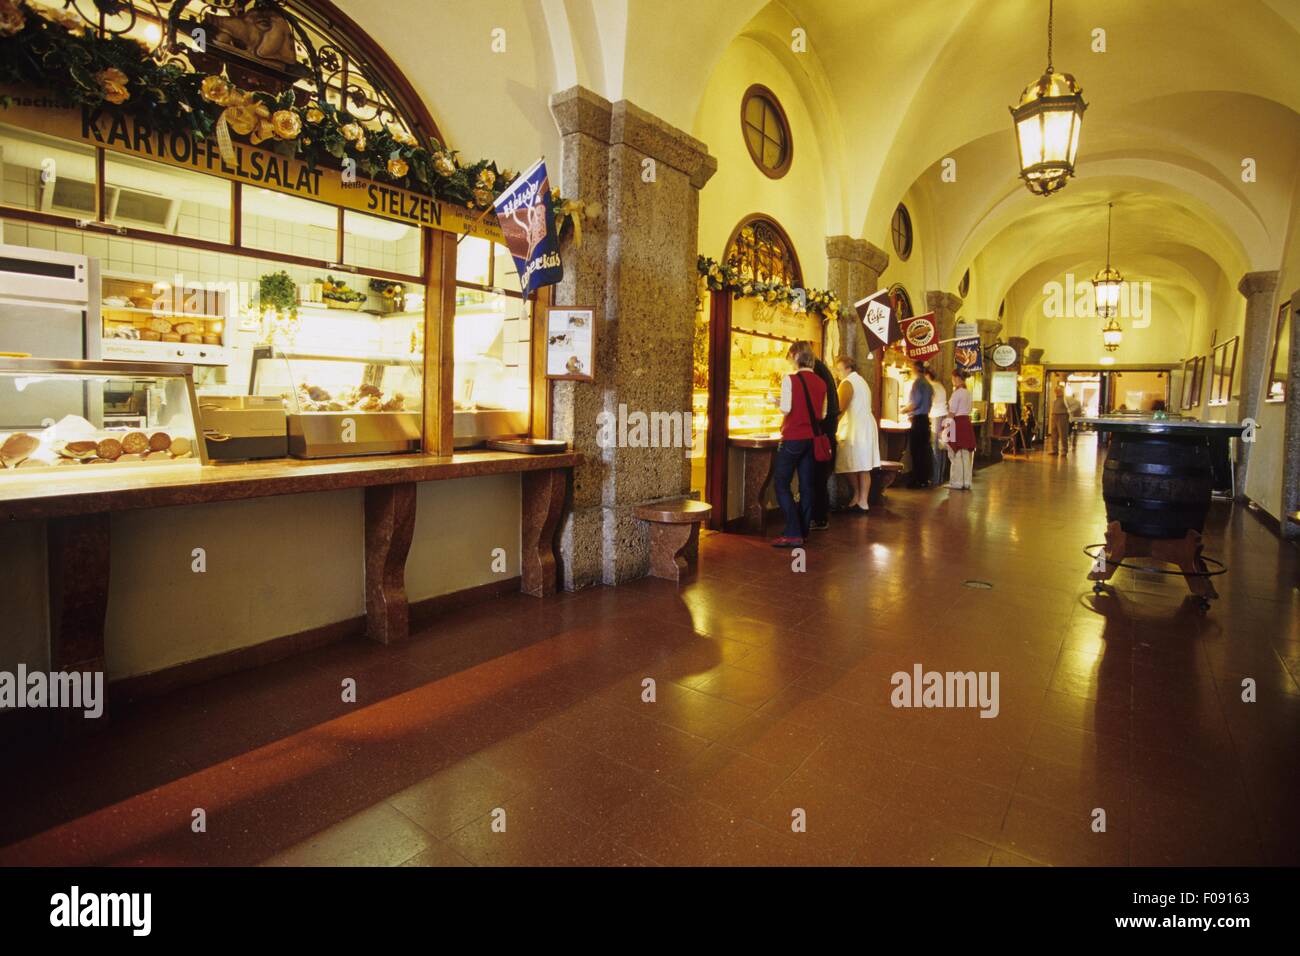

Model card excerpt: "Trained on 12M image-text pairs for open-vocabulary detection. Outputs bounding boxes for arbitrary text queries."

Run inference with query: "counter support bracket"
[521,468,567,596]
[47,511,111,733]
[364,482,417,644]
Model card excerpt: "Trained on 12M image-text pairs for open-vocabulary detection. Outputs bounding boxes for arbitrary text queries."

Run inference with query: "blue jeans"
[774,438,815,539]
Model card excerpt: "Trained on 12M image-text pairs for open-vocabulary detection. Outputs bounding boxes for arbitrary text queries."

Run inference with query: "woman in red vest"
[772,341,828,547]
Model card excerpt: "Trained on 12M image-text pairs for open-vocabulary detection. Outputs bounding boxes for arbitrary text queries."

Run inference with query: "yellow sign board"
[0,86,503,241]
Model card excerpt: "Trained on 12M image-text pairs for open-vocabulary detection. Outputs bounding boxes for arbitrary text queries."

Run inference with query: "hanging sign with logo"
[1020,364,1045,392]
[992,344,1019,368]
[900,312,940,359]
[493,157,563,296]
[954,336,983,373]
[854,289,901,350]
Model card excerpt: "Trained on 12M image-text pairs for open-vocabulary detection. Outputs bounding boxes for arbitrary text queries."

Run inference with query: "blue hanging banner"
[955,336,983,373]
[492,158,564,296]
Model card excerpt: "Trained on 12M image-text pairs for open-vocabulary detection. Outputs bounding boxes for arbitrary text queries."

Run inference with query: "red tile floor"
[2,435,1297,866]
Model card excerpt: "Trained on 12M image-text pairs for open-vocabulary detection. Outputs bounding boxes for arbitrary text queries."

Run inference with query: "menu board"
[990,370,1019,403]
[546,308,596,381]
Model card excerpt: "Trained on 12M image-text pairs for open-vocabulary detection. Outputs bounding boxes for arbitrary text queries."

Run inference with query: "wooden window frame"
[740,84,793,180]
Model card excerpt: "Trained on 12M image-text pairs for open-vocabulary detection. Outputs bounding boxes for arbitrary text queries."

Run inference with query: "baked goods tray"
[485,438,568,454]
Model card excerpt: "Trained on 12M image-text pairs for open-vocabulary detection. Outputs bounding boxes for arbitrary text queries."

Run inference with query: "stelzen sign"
[0,86,503,241]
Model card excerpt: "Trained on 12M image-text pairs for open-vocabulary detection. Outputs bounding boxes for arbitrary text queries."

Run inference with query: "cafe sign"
[0,86,503,241]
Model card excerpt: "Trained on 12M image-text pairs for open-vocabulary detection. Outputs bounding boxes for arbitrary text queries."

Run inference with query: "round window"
[891,204,913,261]
[741,85,792,179]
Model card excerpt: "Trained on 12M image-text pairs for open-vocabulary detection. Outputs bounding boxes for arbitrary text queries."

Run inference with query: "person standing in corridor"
[901,361,934,488]
[1049,383,1070,456]
[926,366,949,487]
[945,369,977,489]
[797,341,840,531]
[771,341,828,548]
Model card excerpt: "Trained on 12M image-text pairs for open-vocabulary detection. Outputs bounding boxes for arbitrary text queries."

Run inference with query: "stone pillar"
[1283,290,1300,539]
[1237,271,1280,497]
[1026,348,1044,364]
[549,86,717,588]
[976,319,1002,456]
[926,291,963,385]
[825,236,889,369]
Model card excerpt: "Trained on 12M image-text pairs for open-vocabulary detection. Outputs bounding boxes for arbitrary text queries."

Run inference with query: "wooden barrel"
[1102,432,1213,539]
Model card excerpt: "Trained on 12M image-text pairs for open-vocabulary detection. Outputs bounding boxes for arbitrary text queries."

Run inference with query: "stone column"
[825,236,889,369]
[926,291,963,385]
[549,86,717,587]
[1026,348,1044,364]
[1237,271,1280,497]
[976,319,1002,456]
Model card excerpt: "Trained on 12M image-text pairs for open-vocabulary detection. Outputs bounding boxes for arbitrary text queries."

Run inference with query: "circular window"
[741,85,792,179]
[889,284,913,321]
[958,269,971,298]
[891,204,913,261]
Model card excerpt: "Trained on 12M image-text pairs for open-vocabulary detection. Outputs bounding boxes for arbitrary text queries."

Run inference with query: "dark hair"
[912,361,928,374]
[790,341,815,369]
[834,354,857,372]
[951,368,969,382]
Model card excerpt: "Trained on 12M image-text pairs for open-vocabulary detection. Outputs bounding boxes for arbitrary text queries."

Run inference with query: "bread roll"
[147,317,173,335]
[161,332,181,343]
[202,334,221,345]
[121,432,150,455]
[148,432,172,452]
[96,438,123,460]
[140,329,161,341]
[169,436,192,458]
[173,322,197,336]
[182,333,203,344]
[1,432,39,467]
[60,440,100,460]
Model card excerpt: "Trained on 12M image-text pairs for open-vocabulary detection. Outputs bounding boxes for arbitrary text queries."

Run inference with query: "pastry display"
[293,382,406,414]
[0,416,195,473]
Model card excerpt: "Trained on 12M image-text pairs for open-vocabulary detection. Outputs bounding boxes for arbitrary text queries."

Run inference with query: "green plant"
[320,276,366,303]
[258,271,298,319]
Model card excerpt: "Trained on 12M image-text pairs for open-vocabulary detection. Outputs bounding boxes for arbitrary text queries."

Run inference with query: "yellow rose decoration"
[387,157,409,179]
[200,75,233,106]
[37,6,83,34]
[433,152,455,177]
[306,107,324,124]
[340,123,361,142]
[476,168,496,190]
[472,187,493,208]
[96,68,130,105]
[271,110,301,140]
[224,100,270,137]
[388,126,418,147]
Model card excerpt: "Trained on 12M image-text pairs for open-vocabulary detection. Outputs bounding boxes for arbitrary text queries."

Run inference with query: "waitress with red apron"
[945,368,977,490]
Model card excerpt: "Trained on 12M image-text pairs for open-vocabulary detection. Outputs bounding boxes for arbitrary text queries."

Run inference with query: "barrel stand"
[1089,520,1218,608]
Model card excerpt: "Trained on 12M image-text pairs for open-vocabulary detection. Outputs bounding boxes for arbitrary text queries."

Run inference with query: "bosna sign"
[1,86,503,242]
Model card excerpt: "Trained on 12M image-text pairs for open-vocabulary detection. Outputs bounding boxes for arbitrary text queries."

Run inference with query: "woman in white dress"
[832,355,882,511]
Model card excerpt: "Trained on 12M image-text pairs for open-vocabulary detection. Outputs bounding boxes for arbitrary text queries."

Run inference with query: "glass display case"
[728,331,788,437]
[0,358,205,473]
[453,238,531,447]
[248,346,421,459]
[101,274,229,367]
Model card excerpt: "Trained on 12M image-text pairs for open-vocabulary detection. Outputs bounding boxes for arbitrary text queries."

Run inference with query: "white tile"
[109,238,132,260]
[108,258,131,275]
[82,235,108,259]
[133,244,156,268]
[200,219,221,241]
[4,222,28,246]
[179,214,199,236]
[200,253,220,274]
[155,246,178,269]
[178,250,200,273]
[28,227,55,250]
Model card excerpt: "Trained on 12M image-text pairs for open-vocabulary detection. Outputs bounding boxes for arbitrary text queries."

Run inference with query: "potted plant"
[258,270,300,346]
[319,275,367,310]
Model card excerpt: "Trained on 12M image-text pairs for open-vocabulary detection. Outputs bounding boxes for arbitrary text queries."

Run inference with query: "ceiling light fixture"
[1010,0,1087,196]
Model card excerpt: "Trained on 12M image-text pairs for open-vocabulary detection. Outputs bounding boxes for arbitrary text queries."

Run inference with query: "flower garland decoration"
[0,1,511,210]
[697,255,841,321]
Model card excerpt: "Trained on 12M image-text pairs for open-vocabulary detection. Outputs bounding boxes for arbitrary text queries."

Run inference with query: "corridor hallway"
[2,441,1296,867]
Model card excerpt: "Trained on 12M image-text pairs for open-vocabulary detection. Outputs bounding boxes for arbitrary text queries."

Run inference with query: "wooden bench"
[868,461,905,504]
[634,498,712,581]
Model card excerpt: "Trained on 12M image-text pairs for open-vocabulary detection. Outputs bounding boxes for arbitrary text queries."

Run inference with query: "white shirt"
[948,386,972,416]
[929,381,949,418]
